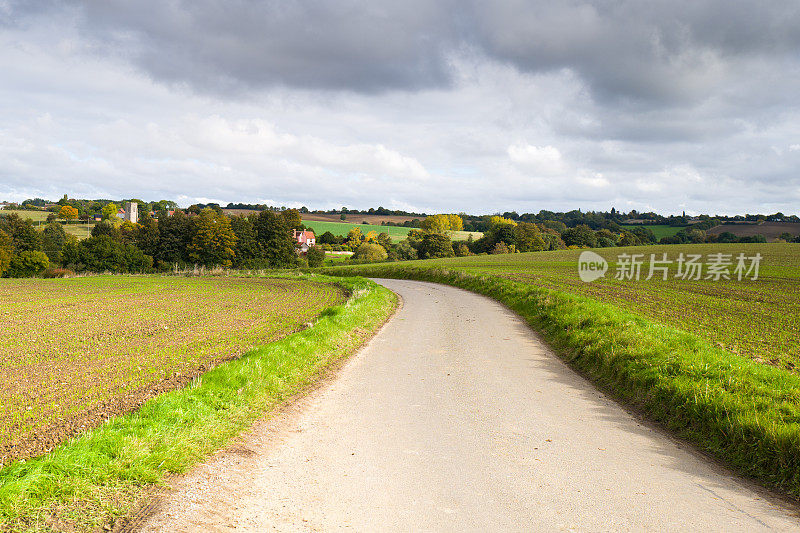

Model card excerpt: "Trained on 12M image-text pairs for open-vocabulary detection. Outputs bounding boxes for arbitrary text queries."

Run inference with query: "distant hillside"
[707,222,800,242]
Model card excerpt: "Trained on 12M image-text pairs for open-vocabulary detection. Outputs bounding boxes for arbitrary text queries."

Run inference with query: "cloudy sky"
[1,1,799,215]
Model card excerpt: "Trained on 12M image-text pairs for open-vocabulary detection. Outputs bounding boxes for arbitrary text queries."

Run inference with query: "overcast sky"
[2,1,799,215]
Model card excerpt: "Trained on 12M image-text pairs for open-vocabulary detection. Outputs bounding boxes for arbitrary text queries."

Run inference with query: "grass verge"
[323,264,800,499]
[0,274,396,532]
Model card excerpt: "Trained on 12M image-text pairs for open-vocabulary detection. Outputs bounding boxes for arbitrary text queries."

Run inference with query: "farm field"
[303,219,413,239]
[303,219,482,241]
[620,224,685,239]
[342,243,800,372]
[0,210,50,222]
[707,221,800,242]
[0,275,345,464]
[1,209,94,239]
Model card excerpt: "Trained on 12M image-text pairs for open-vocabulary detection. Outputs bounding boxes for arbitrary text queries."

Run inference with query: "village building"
[292,229,316,253]
[116,202,139,223]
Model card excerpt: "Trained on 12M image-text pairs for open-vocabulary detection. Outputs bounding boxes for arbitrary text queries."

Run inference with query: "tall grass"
[0,274,396,532]
[323,264,800,498]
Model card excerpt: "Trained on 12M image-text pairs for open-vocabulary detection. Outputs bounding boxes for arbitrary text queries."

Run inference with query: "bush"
[307,245,326,267]
[8,250,50,278]
[352,242,388,262]
[43,267,75,278]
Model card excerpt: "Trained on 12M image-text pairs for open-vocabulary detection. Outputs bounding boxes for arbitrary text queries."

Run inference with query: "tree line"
[0,208,305,277]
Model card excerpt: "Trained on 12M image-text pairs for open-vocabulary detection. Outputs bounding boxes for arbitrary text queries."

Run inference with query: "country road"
[138,279,799,532]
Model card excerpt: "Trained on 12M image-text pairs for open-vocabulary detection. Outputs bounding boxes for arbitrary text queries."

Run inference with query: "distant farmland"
[303,220,413,239]
[0,275,345,463]
[302,219,482,241]
[1,209,94,239]
[707,221,800,242]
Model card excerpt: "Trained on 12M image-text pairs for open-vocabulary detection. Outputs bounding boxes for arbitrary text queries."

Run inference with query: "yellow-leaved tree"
[188,208,238,267]
[420,213,463,233]
[58,205,79,220]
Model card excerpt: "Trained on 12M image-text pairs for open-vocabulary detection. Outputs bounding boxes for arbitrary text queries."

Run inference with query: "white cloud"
[577,173,610,188]
[507,144,567,175]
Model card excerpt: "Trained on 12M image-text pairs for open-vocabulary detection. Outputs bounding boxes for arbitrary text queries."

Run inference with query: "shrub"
[43,267,75,278]
[307,245,326,267]
[352,242,388,262]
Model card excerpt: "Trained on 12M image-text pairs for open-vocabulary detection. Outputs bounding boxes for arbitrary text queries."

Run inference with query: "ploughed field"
[0,276,345,464]
[377,243,800,372]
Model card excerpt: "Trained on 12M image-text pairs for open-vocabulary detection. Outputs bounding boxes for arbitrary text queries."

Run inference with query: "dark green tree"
[254,210,296,268]
[157,210,192,265]
[230,215,261,267]
[135,214,160,258]
[281,209,303,231]
[41,222,67,263]
[318,231,339,244]
[306,245,326,267]
[418,233,455,259]
[561,224,598,248]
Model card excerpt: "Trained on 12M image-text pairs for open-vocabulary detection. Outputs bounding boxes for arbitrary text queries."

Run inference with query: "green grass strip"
[323,264,800,498]
[0,274,396,532]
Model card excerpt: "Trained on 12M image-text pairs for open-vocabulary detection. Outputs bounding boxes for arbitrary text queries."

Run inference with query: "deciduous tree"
[306,245,326,267]
[58,205,79,220]
[188,208,237,267]
[254,210,296,268]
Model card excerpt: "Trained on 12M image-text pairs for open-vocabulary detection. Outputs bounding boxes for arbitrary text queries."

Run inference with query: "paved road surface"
[139,279,799,532]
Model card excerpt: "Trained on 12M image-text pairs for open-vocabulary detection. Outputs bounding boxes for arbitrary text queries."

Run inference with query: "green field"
[425,243,800,371]
[334,243,800,371]
[303,219,412,238]
[322,243,800,497]
[0,275,345,464]
[302,219,481,241]
[0,209,50,222]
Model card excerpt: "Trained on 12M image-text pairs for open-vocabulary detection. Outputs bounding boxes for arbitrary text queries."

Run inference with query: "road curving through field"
[139,278,799,531]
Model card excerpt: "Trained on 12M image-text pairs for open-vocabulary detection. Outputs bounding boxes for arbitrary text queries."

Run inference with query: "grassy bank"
[322,263,800,498]
[0,274,396,532]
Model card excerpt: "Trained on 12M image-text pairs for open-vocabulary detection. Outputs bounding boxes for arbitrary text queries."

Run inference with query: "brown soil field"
[0,275,345,464]
[707,222,800,241]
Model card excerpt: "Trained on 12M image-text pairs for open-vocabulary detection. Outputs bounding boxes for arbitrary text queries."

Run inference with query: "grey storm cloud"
[2,0,800,214]
[11,0,796,106]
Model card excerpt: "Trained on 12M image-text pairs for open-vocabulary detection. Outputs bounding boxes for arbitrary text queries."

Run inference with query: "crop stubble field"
[365,243,800,372]
[0,276,345,464]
